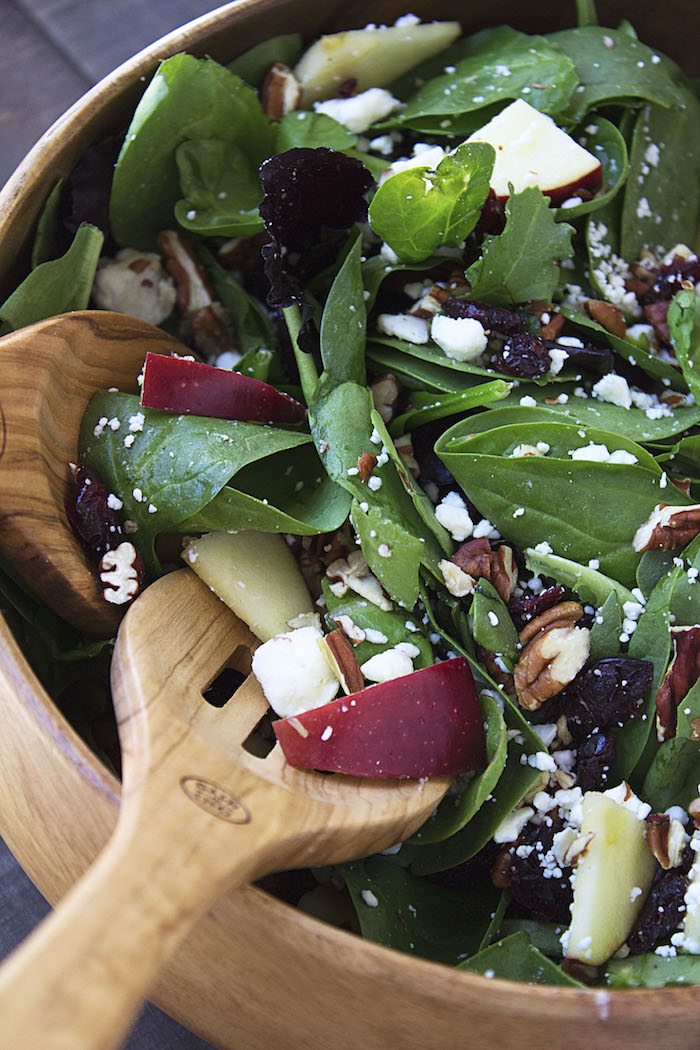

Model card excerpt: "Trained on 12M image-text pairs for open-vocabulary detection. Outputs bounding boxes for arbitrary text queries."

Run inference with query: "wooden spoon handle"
[0,781,266,1050]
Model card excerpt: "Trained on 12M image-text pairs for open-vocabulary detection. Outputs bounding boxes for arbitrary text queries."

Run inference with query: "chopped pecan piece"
[514,602,589,711]
[357,451,378,482]
[409,283,450,318]
[439,559,475,598]
[370,373,400,423]
[656,625,700,740]
[643,299,671,345]
[480,648,516,695]
[519,601,584,646]
[585,298,627,338]
[646,814,687,870]
[452,538,517,602]
[321,628,365,695]
[261,62,302,118]
[633,504,700,553]
[99,542,143,606]
[529,301,565,340]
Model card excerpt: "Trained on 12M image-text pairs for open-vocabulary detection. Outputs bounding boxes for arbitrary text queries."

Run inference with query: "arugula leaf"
[589,591,623,661]
[459,932,582,986]
[621,92,700,260]
[669,288,700,404]
[79,392,312,573]
[341,856,499,964]
[395,28,578,130]
[466,188,575,306]
[368,142,494,263]
[471,580,519,667]
[548,26,681,122]
[319,236,366,387]
[227,33,302,87]
[322,581,433,669]
[523,549,636,607]
[555,117,629,222]
[0,223,103,334]
[31,180,63,267]
[174,139,263,238]
[389,380,512,436]
[109,55,273,248]
[276,111,356,152]
[606,953,700,988]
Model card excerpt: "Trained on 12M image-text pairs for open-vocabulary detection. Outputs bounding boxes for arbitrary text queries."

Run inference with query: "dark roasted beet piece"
[492,332,550,378]
[508,586,566,631]
[642,256,700,304]
[627,869,689,955]
[65,465,123,560]
[576,731,616,791]
[258,148,374,307]
[563,657,653,729]
[508,821,573,923]
[443,297,522,335]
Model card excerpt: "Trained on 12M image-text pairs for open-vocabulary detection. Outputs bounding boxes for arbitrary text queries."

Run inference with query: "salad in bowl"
[1,0,700,992]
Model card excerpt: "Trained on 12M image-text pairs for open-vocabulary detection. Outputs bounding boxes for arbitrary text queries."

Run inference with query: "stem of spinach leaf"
[283,304,318,405]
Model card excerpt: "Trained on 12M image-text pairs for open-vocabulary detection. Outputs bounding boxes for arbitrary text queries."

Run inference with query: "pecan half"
[409,283,449,318]
[585,298,627,339]
[158,230,238,357]
[656,626,700,740]
[530,300,565,340]
[633,504,700,553]
[321,628,365,695]
[519,601,584,646]
[370,373,400,423]
[514,602,589,711]
[99,542,143,606]
[452,538,517,602]
[261,62,302,119]
[646,814,687,870]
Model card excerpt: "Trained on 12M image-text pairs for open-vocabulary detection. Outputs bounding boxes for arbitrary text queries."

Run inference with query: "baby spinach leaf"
[396,28,578,129]
[322,581,433,669]
[606,953,700,988]
[412,692,508,844]
[589,590,623,661]
[31,180,63,267]
[437,420,689,587]
[110,55,273,248]
[471,580,519,667]
[548,27,680,122]
[389,380,512,436]
[352,501,426,609]
[368,142,494,263]
[636,549,676,598]
[523,549,636,607]
[0,223,103,334]
[341,856,499,964]
[276,111,356,152]
[459,932,582,987]
[369,335,508,380]
[668,536,700,627]
[621,93,700,261]
[498,920,564,957]
[367,343,496,393]
[200,249,277,355]
[479,891,511,951]
[466,188,575,306]
[555,118,629,222]
[79,392,311,573]
[319,236,366,387]
[227,33,302,87]
[174,139,263,238]
[669,288,700,404]
[642,736,700,811]
[576,0,598,27]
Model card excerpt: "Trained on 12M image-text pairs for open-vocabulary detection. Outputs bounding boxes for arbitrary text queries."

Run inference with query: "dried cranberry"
[643,300,671,345]
[509,586,566,631]
[576,731,616,791]
[627,869,689,955]
[65,465,123,560]
[642,256,700,304]
[562,657,653,729]
[427,840,501,891]
[491,332,550,378]
[474,188,506,239]
[443,297,522,335]
[508,820,573,923]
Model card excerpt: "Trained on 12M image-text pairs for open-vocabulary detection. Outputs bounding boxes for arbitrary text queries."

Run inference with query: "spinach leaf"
[109,55,273,248]
[523,549,636,607]
[589,590,623,661]
[322,581,433,669]
[466,188,575,306]
[498,919,565,957]
[459,932,581,987]
[389,381,512,436]
[548,27,680,122]
[79,392,311,573]
[471,580,519,667]
[395,28,578,130]
[606,953,700,988]
[352,501,427,609]
[636,550,676,597]
[276,111,356,152]
[669,288,700,404]
[0,223,103,334]
[642,736,700,811]
[174,139,263,238]
[668,535,700,626]
[201,249,277,355]
[368,335,511,381]
[576,0,598,27]
[555,118,629,222]
[412,692,508,844]
[479,891,511,951]
[319,236,366,387]
[227,33,302,87]
[621,92,700,261]
[31,180,63,267]
[368,142,494,263]
[367,343,498,393]
[341,856,499,965]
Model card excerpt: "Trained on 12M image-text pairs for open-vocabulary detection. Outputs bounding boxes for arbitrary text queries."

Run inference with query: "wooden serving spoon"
[0,310,183,638]
[0,567,450,1050]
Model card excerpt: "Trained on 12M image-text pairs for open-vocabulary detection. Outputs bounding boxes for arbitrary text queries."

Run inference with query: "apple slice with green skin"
[468,99,603,206]
[566,792,657,966]
[294,21,461,105]
[140,352,305,425]
[273,656,485,778]
[182,531,313,641]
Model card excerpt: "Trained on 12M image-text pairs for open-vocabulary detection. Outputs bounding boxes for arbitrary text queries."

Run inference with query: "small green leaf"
[642,736,700,811]
[227,33,302,87]
[523,548,635,607]
[471,580,519,667]
[31,180,63,268]
[276,111,356,152]
[576,0,598,27]
[352,501,425,609]
[669,288,700,404]
[320,236,366,387]
[466,187,575,306]
[389,380,512,436]
[174,139,263,237]
[589,591,623,661]
[606,953,700,988]
[459,932,582,987]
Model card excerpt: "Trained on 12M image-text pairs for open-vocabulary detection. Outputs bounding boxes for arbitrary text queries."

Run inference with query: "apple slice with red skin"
[140,352,306,425]
[273,656,486,778]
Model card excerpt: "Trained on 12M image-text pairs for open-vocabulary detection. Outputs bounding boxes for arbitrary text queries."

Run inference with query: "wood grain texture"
[0,2,698,1048]
[0,569,447,1050]
[0,311,184,637]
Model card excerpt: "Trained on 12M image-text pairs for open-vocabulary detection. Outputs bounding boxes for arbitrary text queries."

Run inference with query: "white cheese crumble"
[592,373,632,409]
[92,249,176,326]
[361,889,379,908]
[377,312,429,344]
[569,443,638,465]
[314,88,402,134]
[360,646,416,683]
[435,491,473,541]
[252,626,339,718]
[603,782,652,820]
[431,314,488,362]
[494,806,535,844]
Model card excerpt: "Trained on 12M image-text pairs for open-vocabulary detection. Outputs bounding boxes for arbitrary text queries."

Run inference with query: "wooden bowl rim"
[0,0,695,1014]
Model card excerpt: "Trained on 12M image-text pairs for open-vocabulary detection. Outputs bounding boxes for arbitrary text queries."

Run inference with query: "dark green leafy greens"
[458,932,581,986]
[174,139,263,237]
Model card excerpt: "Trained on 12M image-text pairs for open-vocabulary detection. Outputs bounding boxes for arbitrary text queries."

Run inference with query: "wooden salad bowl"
[0,1,697,1047]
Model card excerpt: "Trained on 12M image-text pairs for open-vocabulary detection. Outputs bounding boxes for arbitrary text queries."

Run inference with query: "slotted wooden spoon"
[0,567,450,1050]
[0,310,183,638]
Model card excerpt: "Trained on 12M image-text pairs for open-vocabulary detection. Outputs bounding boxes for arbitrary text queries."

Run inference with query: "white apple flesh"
[468,98,602,206]
[294,21,461,104]
[566,792,656,966]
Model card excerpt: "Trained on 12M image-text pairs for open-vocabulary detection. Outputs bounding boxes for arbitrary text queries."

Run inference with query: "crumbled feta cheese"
[367,476,383,491]
[569,442,638,465]
[548,347,569,375]
[252,626,340,717]
[519,395,538,408]
[431,314,488,362]
[369,133,395,156]
[472,518,499,540]
[494,806,535,844]
[92,249,176,326]
[592,373,632,409]
[377,312,429,344]
[361,646,416,683]
[435,491,473,541]
[603,782,652,820]
[361,889,379,908]
[533,541,553,555]
[383,144,447,181]
[314,88,402,134]
[364,628,389,645]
